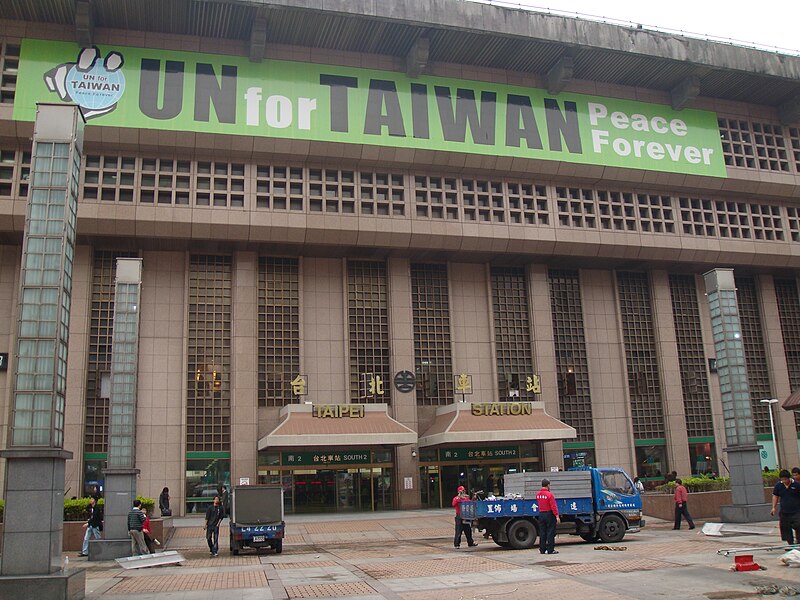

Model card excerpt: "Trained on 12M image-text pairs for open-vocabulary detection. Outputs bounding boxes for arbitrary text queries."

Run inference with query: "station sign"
[438,446,519,461]
[281,451,371,466]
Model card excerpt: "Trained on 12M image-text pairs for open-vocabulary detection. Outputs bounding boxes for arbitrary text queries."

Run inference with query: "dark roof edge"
[249,0,800,82]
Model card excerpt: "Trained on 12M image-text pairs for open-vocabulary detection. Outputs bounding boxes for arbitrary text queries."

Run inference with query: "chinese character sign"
[291,374,307,396]
[455,373,473,394]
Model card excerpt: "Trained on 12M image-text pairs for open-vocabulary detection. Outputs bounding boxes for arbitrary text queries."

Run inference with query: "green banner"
[439,446,519,461]
[281,450,371,466]
[14,39,726,177]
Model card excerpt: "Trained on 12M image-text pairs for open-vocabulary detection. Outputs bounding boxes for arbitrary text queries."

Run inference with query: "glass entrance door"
[294,469,336,512]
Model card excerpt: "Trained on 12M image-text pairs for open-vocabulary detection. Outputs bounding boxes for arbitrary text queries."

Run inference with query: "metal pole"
[767,400,779,468]
[762,398,780,469]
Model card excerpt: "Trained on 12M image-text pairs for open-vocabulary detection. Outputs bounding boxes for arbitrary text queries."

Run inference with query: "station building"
[0,0,799,514]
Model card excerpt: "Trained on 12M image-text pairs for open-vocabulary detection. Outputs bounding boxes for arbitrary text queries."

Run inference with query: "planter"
[62,518,169,552]
[642,487,775,521]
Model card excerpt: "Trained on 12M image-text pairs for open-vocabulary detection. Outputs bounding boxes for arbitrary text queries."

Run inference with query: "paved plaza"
[71,511,800,599]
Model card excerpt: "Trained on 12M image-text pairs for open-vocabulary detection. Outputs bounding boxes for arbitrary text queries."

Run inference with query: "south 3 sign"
[15,39,725,177]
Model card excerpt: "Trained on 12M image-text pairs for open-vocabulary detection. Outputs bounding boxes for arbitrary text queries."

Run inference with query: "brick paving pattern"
[285,581,377,598]
[623,540,751,557]
[188,556,261,567]
[106,571,269,594]
[359,557,513,579]
[330,544,433,560]
[272,560,340,570]
[302,521,385,534]
[171,527,204,539]
[400,579,633,600]
[394,528,453,539]
[547,558,677,576]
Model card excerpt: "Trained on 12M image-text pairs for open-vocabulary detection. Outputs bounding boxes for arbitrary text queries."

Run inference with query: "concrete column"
[704,269,770,522]
[0,104,86,596]
[231,252,258,485]
[94,258,143,560]
[136,251,185,513]
[581,269,635,474]
[449,263,494,404]
[650,271,691,476]
[303,258,346,403]
[0,245,21,490]
[696,274,727,476]
[387,258,419,509]
[528,265,563,470]
[63,246,90,499]
[758,275,800,468]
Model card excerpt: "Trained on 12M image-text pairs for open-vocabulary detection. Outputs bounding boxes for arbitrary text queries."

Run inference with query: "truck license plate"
[253,535,265,543]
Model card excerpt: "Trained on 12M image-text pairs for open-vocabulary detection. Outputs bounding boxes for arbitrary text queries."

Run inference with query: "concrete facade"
[0,0,798,515]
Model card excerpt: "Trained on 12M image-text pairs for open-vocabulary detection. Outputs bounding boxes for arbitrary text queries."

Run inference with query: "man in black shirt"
[79,496,103,557]
[204,496,225,556]
[771,469,800,546]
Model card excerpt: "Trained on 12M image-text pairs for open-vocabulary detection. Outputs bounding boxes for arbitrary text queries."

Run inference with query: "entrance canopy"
[258,403,416,450]
[418,401,576,447]
[782,390,800,411]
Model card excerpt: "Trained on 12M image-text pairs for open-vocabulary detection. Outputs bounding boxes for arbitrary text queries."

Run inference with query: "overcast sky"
[469,0,800,55]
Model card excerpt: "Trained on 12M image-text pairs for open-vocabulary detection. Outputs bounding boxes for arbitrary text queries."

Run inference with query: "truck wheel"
[597,515,625,543]
[580,532,598,543]
[275,540,283,554]
[507,520,537,550]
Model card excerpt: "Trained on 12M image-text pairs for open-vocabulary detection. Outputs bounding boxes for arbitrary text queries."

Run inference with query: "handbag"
[161,508,172,517]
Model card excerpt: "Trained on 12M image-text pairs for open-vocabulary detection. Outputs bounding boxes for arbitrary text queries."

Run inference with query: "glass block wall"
[258,257,300,407]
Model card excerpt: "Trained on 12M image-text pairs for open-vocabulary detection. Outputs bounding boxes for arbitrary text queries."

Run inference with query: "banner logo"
[43,46,125,119]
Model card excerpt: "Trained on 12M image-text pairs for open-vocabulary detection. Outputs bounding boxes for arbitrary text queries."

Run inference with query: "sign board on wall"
[14,39,726,177]
[281,451,371,466]
[239,477,250,486]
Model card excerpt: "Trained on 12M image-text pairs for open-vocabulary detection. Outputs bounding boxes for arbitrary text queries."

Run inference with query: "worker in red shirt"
[452,485,477,549]
[673,479,695,530]
[536,478,560,554]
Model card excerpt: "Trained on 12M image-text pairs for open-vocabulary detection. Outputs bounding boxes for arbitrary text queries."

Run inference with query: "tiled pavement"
[75,511,800,600]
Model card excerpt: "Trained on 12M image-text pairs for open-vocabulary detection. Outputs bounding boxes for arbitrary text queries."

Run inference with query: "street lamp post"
[760,398,780,469]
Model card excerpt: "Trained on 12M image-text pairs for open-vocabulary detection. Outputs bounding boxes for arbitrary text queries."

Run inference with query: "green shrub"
[137,496,156,513]
[654,471,779,494]
[762,470,779,488]
[64,496,153,521]
[0,496,153,522]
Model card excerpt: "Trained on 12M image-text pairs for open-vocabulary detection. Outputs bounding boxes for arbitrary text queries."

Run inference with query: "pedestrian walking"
[142,508,157,553]
[204,496,225,556]
[673,479,695,530]
[771,469,800,546]
[79,496,103,557]
[633,477,645,493]
[159,487,171,517]
[536,478,560,554]
[452,486,477,549]
[221,485,230,517]
[127,499,149,555]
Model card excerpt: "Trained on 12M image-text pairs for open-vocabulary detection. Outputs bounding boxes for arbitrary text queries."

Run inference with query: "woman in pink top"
[673,479,695,530]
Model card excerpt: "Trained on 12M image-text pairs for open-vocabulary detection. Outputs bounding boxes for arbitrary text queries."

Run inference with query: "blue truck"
[228,485,286,555]
[460,468,644,549]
